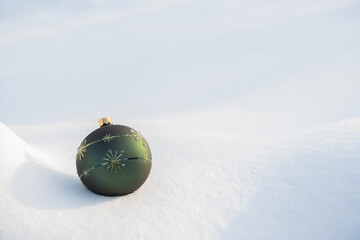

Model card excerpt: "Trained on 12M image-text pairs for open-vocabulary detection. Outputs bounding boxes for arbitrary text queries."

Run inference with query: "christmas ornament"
[76,117,152,196]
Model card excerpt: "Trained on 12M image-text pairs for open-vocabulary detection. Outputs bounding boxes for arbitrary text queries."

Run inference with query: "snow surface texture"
[1,120,360,239]
[1,0,359,239]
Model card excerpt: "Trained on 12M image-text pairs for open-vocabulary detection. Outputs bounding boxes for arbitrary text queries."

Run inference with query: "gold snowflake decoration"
[130,128,146,146]
[81,169,90,178]
[103,149,125,173]
[76,140,87,161]
[102,133,116,142]
[143,151,151,162]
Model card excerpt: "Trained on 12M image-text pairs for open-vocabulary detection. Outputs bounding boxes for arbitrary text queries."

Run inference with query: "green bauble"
[76,117,152,196]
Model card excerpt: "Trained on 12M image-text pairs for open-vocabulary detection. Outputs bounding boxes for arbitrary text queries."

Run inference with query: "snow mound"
[1,120,360,239]
[222,119,360,239]
[0,122,250,239]
[0,122,38,175]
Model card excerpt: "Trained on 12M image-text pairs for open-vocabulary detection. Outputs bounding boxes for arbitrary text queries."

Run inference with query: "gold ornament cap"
[98,117,113,127]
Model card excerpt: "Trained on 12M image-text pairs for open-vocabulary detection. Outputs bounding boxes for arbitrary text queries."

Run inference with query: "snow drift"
[1,120,360,239]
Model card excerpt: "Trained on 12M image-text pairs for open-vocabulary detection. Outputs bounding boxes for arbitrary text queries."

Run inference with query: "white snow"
[1,0,359,239]
[1,118,360,239]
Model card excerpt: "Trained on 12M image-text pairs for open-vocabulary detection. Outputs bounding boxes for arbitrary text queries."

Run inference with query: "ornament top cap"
[98,117,113,127]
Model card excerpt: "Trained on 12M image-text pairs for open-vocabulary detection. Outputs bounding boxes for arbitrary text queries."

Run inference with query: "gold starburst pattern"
[81,169,90,178]
[76,140,87,161]
[143,151,151,162]
[130,128,146,146]
[103,149,126,173]
[102,133,116,142]
[76,130,145,160]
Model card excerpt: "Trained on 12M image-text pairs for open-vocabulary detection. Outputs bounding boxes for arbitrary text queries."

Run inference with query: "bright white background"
[1,0,359,132]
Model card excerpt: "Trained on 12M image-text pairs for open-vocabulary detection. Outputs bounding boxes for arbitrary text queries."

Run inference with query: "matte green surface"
[76,125,152,196]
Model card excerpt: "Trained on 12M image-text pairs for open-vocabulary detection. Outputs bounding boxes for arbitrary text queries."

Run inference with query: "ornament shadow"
[11,154,113,209]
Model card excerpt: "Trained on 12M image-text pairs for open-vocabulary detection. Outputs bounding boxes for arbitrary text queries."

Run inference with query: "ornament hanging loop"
[98,117,113,127]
